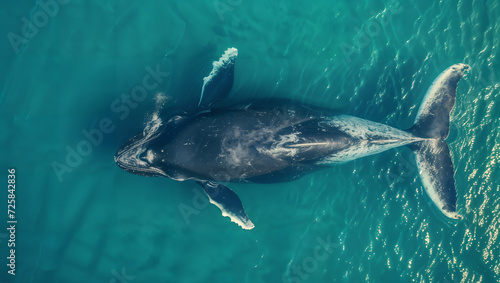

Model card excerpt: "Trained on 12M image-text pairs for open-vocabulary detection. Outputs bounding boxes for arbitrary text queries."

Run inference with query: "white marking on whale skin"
[219,126,254,168]
[167,115,185,124]
[319,115,424,164]
[219,122,301,169]
[415,63,470,124]
[256,133,300,158]
[326,115,417,140]
[287,142,330,147]
[199,47,238,106]
[225,142,250,167]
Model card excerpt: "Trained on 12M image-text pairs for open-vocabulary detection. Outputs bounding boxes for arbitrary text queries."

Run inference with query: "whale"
[115,47,469,230]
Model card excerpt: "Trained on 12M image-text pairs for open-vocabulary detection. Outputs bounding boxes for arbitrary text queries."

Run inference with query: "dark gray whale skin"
[143,106,350,182]
[115,47,469,229]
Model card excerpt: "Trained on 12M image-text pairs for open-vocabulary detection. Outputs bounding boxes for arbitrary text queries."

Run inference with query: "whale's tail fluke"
[408,64,469,220]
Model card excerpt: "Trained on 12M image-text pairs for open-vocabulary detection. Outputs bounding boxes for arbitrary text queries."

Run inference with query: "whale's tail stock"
[407,64,470,220]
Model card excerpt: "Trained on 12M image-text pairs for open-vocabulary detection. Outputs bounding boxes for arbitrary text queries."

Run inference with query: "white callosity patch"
[319,115,423,164]
[145,150,155,164]
[199,47,238,106]
[415,63,470,124]
[143,112,163,136]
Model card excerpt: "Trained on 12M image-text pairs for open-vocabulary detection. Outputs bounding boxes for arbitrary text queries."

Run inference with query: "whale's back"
[151,108,354,182]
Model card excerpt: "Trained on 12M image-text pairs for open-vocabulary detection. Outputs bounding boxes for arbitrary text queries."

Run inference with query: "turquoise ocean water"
[1,0,499,282]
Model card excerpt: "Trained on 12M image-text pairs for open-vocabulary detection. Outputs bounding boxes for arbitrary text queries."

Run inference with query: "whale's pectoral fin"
[198,47,238,109]
[196,181,255,230]
[411,140,461,220]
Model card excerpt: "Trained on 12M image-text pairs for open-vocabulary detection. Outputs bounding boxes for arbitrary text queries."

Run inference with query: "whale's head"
[115,134,165,177]
[115,113,194,181]
[114,113,168,177]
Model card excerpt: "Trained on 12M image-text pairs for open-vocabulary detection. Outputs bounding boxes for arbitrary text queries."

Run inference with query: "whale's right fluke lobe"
[408,64,469,220]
